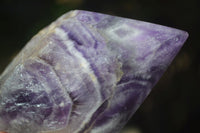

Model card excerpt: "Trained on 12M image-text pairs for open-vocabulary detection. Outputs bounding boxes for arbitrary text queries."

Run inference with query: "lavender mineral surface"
[0,10,188,133]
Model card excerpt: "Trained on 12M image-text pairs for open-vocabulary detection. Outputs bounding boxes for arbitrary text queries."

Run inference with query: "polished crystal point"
[0,10,188,133]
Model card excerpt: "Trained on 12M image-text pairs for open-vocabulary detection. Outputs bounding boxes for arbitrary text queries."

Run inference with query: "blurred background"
[0,0,199,133]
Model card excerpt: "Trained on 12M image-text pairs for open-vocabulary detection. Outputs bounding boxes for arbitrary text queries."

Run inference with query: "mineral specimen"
[0,10,188,133]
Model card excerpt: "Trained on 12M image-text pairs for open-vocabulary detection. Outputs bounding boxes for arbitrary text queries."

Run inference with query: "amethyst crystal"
[0,10,188,133]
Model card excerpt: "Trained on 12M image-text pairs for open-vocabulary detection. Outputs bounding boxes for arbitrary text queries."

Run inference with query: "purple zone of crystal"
[93,82,149,127]
[0,58,72,131]
[0,89,52,122]
[0,10,188,133]
[25,60,72,126]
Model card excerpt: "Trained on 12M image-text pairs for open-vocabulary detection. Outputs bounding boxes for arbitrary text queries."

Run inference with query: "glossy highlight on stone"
[0,10,188,133]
